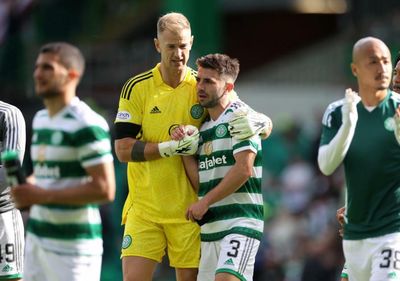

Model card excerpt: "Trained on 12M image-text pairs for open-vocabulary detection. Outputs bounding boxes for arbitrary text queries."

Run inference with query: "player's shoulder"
[324,97,346,115]
[120,68,155,99]
[67,98,109,130]
[389,90,400,103]
[225,99,251,115]
[0,101,23,115]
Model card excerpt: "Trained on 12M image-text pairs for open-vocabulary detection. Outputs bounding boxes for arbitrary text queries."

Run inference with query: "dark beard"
[37,90,61,99]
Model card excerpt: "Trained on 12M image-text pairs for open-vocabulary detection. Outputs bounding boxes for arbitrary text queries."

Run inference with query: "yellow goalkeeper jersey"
[115,64,206,223]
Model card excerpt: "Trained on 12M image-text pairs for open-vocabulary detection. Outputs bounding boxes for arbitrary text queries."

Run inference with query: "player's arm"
[182,155,199,193]
[11,161,116,208]
[114,122,162,162]
[2,106,26,161]
[186,149,255,221]
[114,122,199,162]
[393,105,400,145]
[318,89,360,175]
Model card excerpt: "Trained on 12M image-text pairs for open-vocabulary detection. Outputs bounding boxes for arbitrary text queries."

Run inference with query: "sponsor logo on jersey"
[203,142,213,156]
[122,235,132,249]
[388,271,397,279]
[37,145,46,162]
[199,155,227,170]
[190,104,204,119]
[150,106,161,114]
[34,164,60,178]
[116,111,131,121]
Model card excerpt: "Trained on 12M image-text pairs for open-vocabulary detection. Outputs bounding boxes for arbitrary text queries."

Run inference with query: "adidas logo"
[2,264,13,272]
[150,106,161,114]
[224,258,234,266]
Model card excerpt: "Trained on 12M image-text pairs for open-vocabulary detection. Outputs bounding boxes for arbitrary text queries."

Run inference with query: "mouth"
[393,85,400,92]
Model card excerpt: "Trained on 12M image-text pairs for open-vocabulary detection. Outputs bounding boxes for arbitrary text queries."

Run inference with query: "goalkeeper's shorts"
[121,211,200,268]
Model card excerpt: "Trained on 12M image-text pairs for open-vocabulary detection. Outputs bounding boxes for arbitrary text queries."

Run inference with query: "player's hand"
[393,105,400,145]
[228,110,273,140]
[11,183,43,209]
[186,199,209,222]
[341,88,360,125]
[159,125,199,157]
[336,206,346,237]
[170,125,186,141]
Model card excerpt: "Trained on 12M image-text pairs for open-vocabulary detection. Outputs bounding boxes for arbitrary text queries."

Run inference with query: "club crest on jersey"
[190,104,204,119]
[122,235,132,249]
[384,117,395,131]
[215,124,228,138]
[51,131,63,145]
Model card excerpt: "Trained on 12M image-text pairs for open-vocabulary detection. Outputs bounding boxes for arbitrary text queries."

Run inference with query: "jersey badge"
[122,235,132,249]
[190,104,204,119]
[215,124,228,138]
[384,117,395,131]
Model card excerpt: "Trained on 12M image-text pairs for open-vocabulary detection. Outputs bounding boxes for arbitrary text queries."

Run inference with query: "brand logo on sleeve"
[116,111,131,121]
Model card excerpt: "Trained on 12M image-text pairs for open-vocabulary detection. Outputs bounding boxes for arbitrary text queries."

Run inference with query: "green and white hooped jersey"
[198,100,264,242]
[28,97,113,255]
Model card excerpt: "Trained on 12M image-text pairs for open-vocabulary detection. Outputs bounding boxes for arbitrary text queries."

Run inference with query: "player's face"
[196,67,228,108]
[352,42,392,91]
[155,28,192,72]
[392,60,400,92]
[33,53,69,98]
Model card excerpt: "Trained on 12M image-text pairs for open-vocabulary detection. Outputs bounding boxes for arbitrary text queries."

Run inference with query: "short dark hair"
[395,51,400,67]
[39,42,85,77]
[196,53,240,82]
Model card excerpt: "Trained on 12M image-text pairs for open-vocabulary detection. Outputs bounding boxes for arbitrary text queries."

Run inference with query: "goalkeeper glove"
[228,110,273,140]
[341,88,360,125]
[158,126,199,157]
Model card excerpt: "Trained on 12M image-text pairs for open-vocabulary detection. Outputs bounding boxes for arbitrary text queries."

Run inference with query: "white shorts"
[343,232,400,281]
[24,234,102,281]
[0,209,24,280]
[197,234,260,281]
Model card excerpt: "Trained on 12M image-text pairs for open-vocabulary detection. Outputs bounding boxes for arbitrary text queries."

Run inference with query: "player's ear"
[189,35,194,50]
[68,69,80,80]
[154,38,161,53]
[226,83,234,92]
[351,63,357,77]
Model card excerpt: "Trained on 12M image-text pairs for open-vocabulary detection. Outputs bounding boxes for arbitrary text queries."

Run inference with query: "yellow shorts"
[121,212,200,268]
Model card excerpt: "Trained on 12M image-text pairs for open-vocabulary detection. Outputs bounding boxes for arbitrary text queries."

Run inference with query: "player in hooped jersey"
[173,53,267,281]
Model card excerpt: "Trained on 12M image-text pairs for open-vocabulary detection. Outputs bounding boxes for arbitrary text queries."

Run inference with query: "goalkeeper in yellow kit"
[114,12,272,281]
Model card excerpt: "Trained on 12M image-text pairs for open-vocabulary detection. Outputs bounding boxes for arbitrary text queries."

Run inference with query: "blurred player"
[318,37,400,281]
[0,102,25,281]
[11,42,116,281]
[114,12,271,281]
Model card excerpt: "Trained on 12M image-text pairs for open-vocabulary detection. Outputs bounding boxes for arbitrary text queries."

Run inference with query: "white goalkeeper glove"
[342,88,361,126]
[158,125,199,157]
[228,110,273,140]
